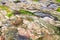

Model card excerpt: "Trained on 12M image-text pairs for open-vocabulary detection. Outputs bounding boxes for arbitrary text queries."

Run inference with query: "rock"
[11,16,23,26]
[48,4,58,10]
[13,10,20,15]
[42,17,56,25]
[0,0,60,40]
[4,27,18,40]
[34,12,58,20]
[0,36,4,40]
[15,35,30,40]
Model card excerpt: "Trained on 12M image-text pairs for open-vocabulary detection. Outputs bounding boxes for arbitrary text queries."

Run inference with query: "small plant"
[6,11,13,18]
[0,6,11,12]
[0,6,9,10]
[56,7,60,12]
[33,0,39,2]
[14,0,20,3]
[19,9,35,15]
[56,0,60,2]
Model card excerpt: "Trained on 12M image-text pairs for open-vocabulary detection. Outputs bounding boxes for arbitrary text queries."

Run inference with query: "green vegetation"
[19,9,35,15]
[6,9,35,18]
[6,11,13,18]
[0,6,9,10]
[0,6,11,12]
[33,0,39,2]
[14,0,20,3]
[0,5,13,18]
[56,0,60,2]
[56,7,60,12]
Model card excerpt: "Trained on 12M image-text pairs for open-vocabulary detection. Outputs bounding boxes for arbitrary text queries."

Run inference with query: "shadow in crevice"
[15,35,30,40]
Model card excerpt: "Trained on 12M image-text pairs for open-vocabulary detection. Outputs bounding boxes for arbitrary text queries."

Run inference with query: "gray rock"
[48,4,58,10]
[34,12,58,20]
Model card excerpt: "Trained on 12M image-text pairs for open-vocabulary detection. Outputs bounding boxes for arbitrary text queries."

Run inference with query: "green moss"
[56,7,60,12]
[6,9,35,18]
[0,6,9,10]
[0,5,11,13]
[6,11,13,18]
[19,9,35,15]
[33,0,39,2]
[14,0,20,3]
[56,0,60,2]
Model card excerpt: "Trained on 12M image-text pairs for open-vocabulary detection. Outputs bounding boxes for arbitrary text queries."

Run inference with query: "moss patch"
[56,7,60,12]
[56,0,60,2]
[19,9,35,15]
[33,0,39,2]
